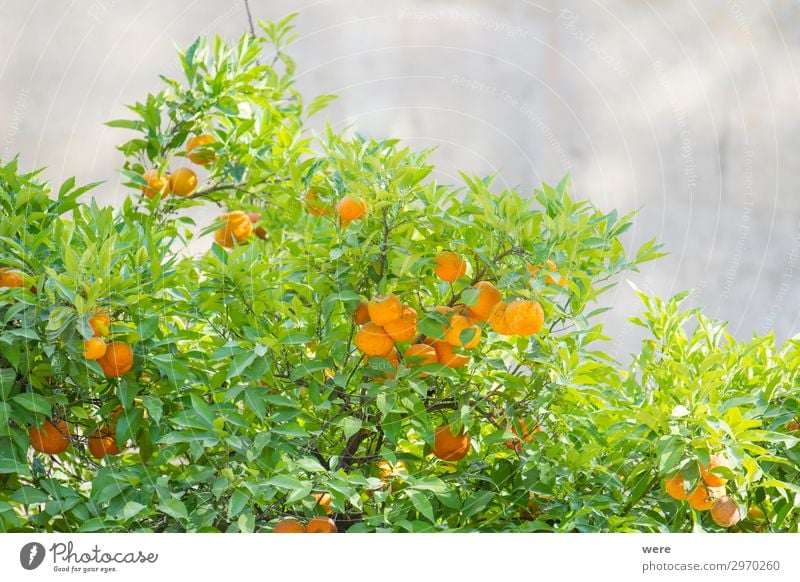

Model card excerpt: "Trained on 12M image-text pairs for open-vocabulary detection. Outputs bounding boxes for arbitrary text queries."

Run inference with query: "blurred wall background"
[1,0,799,357]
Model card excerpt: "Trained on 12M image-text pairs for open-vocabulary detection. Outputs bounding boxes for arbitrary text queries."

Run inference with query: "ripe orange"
[433,425,470,462]
[377,460,408,481]
[214,211,254,248]
[83,337,107,360]
[687,486,716,511]
[444,314,481,349]
[665,473,688,500]
[97,341,134,377]
[467,281,502,322]
[529,259,567,286]
[29,419,70,455]
[186,134,216,165]
[404,343,438,376]
[352,301,371,325]
[369,348,399,382]
[89,312,111,337]
[312,492,333,515]
[429,339,469,368]
[747,506,765,521]
[87,427,120,458]
[367,293,403,326]
[355,323,394,357]
[504,419,541,452]
[0,268,25,288]
[306,517,337,533]
[305,189,330,217]
[700,454,730,487]
[489,302,515,335]
[336,195,367,225]
[169,167,198,197]
[383,306,417,342]
[141,169,170,199]
[433,251,467,282]
[711,496,741,528]
[504,299,544,336]
[273,518,305,533]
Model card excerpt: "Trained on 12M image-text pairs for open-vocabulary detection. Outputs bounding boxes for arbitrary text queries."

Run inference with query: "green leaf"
[12,393,51,417]
[227,489,249,518]
[656,435,684,474]
[406,490,435,524]
[0,369,16,399]
[120,501,147,520]
[341,417,362,440]
[157,499,188,521]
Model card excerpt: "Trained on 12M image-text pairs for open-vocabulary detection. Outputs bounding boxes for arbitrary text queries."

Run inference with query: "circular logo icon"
[19,542,46,570]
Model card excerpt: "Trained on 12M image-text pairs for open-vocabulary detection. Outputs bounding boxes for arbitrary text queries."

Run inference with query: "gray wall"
[2,0,799,356]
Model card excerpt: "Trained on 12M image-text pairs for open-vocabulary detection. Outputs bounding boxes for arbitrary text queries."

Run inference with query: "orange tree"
[0,17,797,532]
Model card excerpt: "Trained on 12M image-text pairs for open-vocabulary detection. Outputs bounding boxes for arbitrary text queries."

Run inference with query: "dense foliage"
[0,17,797,533]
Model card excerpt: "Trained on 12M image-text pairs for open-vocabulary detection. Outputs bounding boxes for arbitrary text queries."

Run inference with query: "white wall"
[2,0,799,355]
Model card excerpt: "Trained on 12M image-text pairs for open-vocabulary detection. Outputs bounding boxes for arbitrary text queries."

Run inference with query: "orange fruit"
[352,301,371,325]
[383,306,417,342]
[700,454,730,487]
[665,473,688,500]
[367,293,403,326]
[429,339,469,368]
[368,348,400,382]
[336,195,367,225]
[169,167,198,197]
[489,302,515,335]
[306,517,337,533]
[747,506,765,521]
[305,189,330,217]
[186,134,216,165]
[529,259,567,286]
[29,419,70,455]
[214,211,254,248]
[312,492,332,515]
[0,268,25,288]
[273,518,305,533]
[140,169,170,199]
[504,419,541,452]
[404,343,438,376]
[444,314,481,349]
[711,496,741,528]
[543,259,568,286]
[83,337,107,360]
[467,281,502,322]
[687,486,716,511]
[377,460,407,481]
[504,299,544,336]
[355,323,394,357]
[433,251,467,282]
[787,419,800,433]
[88,312,111,337]
[433,425,470,462]
[97,341,134,377]
[87,426,120,459]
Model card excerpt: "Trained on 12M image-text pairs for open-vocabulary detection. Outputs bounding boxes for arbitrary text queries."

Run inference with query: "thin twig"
[243,0,256,36]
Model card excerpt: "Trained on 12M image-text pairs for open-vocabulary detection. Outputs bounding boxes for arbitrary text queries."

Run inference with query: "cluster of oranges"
[82,312,134,378]
[664,454,741,527]
[272,516,337,533]
[139,134,216,200]
[303,189,368,227]
[28,406,122,459]
[211,211,267,248]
